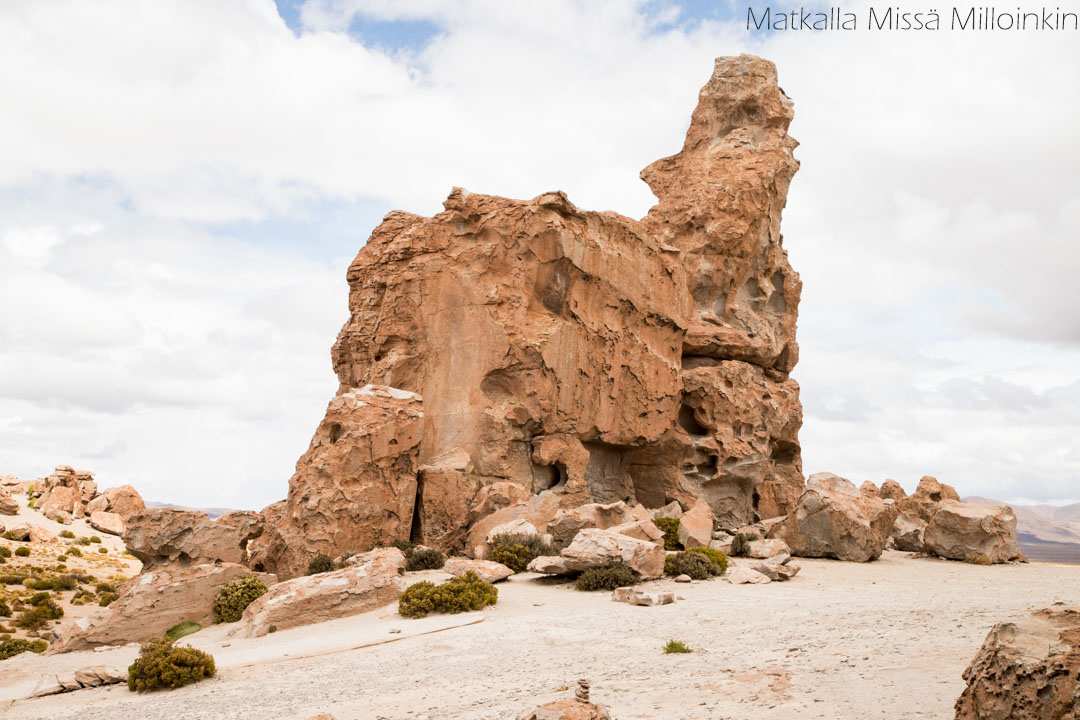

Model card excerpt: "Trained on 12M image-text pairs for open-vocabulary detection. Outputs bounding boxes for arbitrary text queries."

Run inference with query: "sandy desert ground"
[2,550,1077,720]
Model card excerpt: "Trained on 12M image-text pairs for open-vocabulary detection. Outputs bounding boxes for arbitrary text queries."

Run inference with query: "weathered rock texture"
[256,55,805,578]
[955,606,1080,720]
[125,508,264,568]
[924,501,1021,564]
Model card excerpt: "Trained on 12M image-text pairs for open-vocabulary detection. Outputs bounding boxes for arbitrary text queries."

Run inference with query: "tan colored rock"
[73,666,125,688]
[0,488,17,515]
[954,606,1080,720]
[86,485,145,519]
[251,386,423,579]
[48,562,276,653]
[676,498,715,549]
[28,524,58,544]
[893,512,927,553]
[527,555,572,574]
[255,56,804,575]
[468,493,561,559]
[444,557,514,583]
[611,587,676,606]
[89,511,125,537]
[4,522,29,540]
[487,518,541,542]
[860,481,880,497]
[726,566,771,584]
[607,519,664,544]
[125,508,264,569]
[770,472,898,562]
[518,697,611,720]
[39,485,79,516]
[44,508,72,524]
[924,502,1020,564]
[880,479,906,501]
[549,528,665,579]
[752,558,800,581]
[235,548,406,637]
[747,538,790,559]
[650,501,683,521]
[548,502,639,549]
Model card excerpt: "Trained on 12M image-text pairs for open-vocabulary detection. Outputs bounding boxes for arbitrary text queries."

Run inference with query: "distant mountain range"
[964,496,1080,564]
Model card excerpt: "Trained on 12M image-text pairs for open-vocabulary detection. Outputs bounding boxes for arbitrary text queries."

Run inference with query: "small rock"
[674,574,692,583]
[726,566,771,585]
[611,587,676,606]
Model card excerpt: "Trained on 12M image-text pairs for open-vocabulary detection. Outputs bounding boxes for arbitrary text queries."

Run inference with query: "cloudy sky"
[1,0,1077,510]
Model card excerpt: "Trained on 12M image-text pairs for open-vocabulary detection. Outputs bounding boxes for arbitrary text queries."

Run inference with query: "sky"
[0,0,1077,510]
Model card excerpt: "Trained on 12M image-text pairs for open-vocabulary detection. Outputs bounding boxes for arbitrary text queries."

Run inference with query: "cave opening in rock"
[328,422,344,444]
[409,473,424,543]
[532,461,566,493]
[678,402,709,436]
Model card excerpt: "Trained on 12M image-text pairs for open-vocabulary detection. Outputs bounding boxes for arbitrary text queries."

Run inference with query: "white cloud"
[0,0,1076,507]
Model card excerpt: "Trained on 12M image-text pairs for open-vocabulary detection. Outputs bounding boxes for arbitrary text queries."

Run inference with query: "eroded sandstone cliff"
[255,55,805,578]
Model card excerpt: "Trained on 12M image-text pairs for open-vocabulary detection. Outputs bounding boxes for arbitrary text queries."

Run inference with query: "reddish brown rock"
[89,511,125,537]
[955,606,1080,720]
[531,528,665,579]
[0,489,17,515]
[860,481,880,498]
[234,548,406,637]
[125,508,264,568]
[44,508,72,524]
[548,502,640,549]
[85,485,145,519]
[892,512,927,553]
[443,557,514,583]
[607,519,664,544]
[770,473,898,562]
[38,485,79,517]
[924,502,1021,564]
[28,524,59,544]
[880,479,907,501]
[257,56,805,576]
[48,562,276,653]
[677,498,716,548]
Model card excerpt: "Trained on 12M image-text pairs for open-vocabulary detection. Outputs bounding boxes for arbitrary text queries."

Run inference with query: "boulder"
[38,485,79,516]
[73,666,126,688]
[4,522,30,541]
[518,698,611,720]
[650,501,683,521]
[0,489,17,515]
[86,485,145,519]
[769,472,898,562]
[611,587,676,606]
[923,502,1020,564]
[880,479,907,501]
[548,502,639,548]
[234,548,406,637]
[253,55,805,575]
[527,555,572,575]
[726,566,772,584]
[752,559,800,581]
[747,538,790,559]
[443,557,514,584]
[48,562,277,653]
[125,508,264,568]
[44,508,72,525]
[467,493,561,559]
[676,498,715,549]
[893,512,927,552]
[488,519,541,543]
[249,386,423,579]
[28,524,58,544]
[89,511,125,537]
[530,529,665,579]
[898,475,962,523]
[607,519,664,544]
[859,481,880,497]
[954,606,1080,720]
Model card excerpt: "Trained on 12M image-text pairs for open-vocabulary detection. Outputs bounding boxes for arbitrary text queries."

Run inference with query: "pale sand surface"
[3,553,1078,720]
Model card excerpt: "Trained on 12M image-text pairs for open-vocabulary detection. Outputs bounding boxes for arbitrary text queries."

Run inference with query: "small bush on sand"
[98,547,108,554]
[405,547,445,571]
[66,547,82,557]
[127,637,216,692]
[96,581,115,594]
[15,598,63,630]
[575,565,641,591]
[488,533,556,573]
[98,592,118,607]
[398,571,498,618]
[0,547,10,558]
[75,537,91,546]
[730,532,760,558]
[14,547,30,557]
[654,517,681,551]
[663,639,692,654]
[165,621,202,641]
[0,638,47,660]
[0,599,9,617]
[306,554,334,576]
[664,551,718,580]
[212,576,268,623]
[27,574,78,591]
[89,536,102,544]
[59,530,75,539]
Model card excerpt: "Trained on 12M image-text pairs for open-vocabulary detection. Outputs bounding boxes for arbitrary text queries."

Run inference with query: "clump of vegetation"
[0,638,48,660]
[59,530,75,539]
[964,553,993,566]
[89,536,102,544]
[213,575,268,623]
[686,546,728,572]
[57,554,68,563]
[405,547,446,571]
[165,621,203,641]
[127,637,216,692]
[575,565,641,591]
[730,532,760,558]
[663,639,693,654]
[306,554,334,576]
[488,533,556,573]
[98,592,118,607]
[26,574,78,591]
[96,581,115,594]
[14,547,30,557]
[398,571,498,618]
[0,599,10,617]
[75,536,92,546]
[664,551,721,580]
[654,517,681,551]
[391,539,416,555]
[15,595,63,630]
[0,547,11,558]
[98,547,108,554]
[66,547,82,557]
[2,531,24,541]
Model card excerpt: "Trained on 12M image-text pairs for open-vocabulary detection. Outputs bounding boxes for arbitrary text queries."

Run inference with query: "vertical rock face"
[258,55,804,578]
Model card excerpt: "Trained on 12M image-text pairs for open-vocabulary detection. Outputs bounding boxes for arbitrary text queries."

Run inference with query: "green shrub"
[15,598,63,630]
[306,554,334,576]
[2,531,23,541]
[26,574,78,591]
[0,638,48,660]
[57,555,68,562]
[14,547,30,557]
[664,551,719,580]
[96,581,115,594]
[686,546,728,572]
[488,533,556,573]
[165,621,202,641]
[405,547,445,571]
[59,530,75,539]
[0,599,9,617]
[212,576,268,623]
[127,637,216,692]
[98,592,118,607]
[0,574,26,585]
[391,539,416,555]
[75,537,91,546]
[575,565,641,591]
[398,571,498,618]
[98,547,108,554]
[730,532,760,558]
[0,556,5,565]
[663,639,692,654]
[90,536,102,544]
[654,517,681,551]
[27,497,35,509]
[0,547,10,558]
[67,547,82,557]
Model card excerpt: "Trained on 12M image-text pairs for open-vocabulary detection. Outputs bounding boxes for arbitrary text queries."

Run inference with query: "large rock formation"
[125,508,264,568]
[955,606,1080,719]
[256,55,805,578]
[924,501,1021,564]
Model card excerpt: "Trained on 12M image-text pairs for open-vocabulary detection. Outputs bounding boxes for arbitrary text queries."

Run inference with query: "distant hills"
[145,501,238,519]
[964,496,1080,564]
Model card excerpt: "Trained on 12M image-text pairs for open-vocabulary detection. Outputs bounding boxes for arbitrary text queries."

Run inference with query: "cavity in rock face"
[258,55,805,579]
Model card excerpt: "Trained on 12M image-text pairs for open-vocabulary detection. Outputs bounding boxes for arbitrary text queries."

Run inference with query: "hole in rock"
[677,403,709,436]
[328,423,344,444]
[409,473,424,544]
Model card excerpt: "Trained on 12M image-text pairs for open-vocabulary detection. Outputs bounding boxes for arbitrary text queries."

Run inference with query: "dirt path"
[3,552,1077,719]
